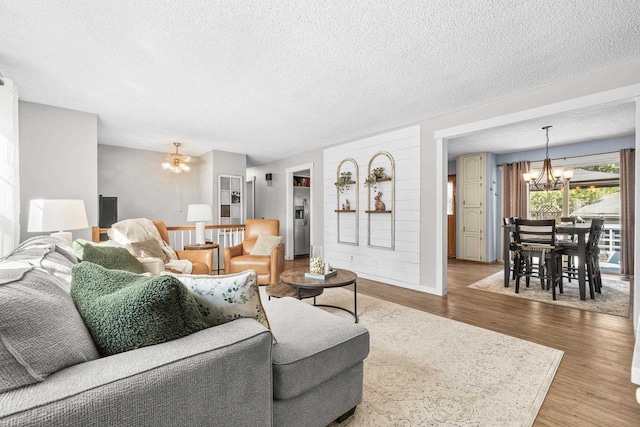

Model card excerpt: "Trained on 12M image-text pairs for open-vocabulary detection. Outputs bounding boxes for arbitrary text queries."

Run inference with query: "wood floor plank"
[283,258,640,426]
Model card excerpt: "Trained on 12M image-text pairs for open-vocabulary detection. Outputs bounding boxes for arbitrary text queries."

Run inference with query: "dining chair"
[558,218,605,298]
[558,216,577,276]
[513,219,563,300]
[503,217,519,280]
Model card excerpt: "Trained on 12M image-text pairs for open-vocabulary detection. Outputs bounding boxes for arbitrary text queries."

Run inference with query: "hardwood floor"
[283,257,640,426]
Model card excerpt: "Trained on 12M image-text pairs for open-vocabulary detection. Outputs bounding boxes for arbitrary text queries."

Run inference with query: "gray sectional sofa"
[0,238,369,427]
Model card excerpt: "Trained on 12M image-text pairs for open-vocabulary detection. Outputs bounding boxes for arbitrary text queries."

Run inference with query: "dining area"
[502,217,605,302]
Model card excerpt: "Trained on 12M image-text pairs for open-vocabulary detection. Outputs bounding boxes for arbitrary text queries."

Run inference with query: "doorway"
[246,177,256,220]
[435,88,639,309]
[284,162,314,260]
[292,170,311,258]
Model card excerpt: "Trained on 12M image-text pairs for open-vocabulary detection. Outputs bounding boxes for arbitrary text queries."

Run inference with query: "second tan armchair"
[223,219,284,285]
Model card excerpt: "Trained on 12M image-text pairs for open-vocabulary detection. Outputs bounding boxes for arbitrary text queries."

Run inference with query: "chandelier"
[522,126,573,191]
[161,142,191,173]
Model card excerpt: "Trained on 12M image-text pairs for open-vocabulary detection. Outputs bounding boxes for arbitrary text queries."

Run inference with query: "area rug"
[468,271,631,317]
[290,288,564,427]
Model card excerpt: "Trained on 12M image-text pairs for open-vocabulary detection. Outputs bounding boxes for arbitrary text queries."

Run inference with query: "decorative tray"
[304,270,338,280]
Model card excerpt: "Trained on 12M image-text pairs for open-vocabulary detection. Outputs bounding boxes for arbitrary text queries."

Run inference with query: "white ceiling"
[447,102,637,159]
[1,1,639,166]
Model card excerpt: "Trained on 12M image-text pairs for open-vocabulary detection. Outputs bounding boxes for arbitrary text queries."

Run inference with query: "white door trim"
[284,162,314,260]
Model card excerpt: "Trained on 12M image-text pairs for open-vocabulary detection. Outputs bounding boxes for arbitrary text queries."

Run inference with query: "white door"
[459,153,485,261]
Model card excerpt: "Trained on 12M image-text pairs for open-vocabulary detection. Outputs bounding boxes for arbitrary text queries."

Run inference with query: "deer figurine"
[374,192,385,211]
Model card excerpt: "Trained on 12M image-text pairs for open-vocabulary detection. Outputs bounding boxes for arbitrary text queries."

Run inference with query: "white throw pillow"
[250,233,283,256]
[163,270,270,329]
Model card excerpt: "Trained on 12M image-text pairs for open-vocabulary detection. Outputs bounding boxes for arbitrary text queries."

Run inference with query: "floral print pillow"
[164,270,270,329]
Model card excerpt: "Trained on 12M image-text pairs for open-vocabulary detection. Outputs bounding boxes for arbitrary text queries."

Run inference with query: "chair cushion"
[0,267,99,393]
[250,233,283,256]
[229,255,270,275]
[71,262,208,356]
[263,297,369,400]
[556,240,578,248]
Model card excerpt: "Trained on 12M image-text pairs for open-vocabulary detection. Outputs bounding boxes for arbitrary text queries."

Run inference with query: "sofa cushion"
[81,244,146,274]
[0,267,100,393]
[229,255,270,275]
[165,270,270,329]
[3,236,78,286]
[250,233,283,256]
[71,262,208,356]
[263,297,370,400]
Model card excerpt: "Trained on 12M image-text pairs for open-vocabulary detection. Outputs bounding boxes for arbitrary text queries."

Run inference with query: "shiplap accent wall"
[324,125,421,290]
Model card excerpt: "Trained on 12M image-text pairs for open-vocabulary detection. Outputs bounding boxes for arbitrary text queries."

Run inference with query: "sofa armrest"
[175,249,213,274]
[0,319,272,427]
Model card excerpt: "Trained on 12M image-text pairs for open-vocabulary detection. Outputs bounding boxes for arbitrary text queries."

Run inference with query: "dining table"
[502,223,591,300]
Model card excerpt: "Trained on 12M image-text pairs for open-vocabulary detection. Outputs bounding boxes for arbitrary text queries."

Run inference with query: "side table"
[183,243,220,274]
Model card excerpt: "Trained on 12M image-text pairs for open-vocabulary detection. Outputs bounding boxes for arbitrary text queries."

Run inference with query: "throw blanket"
[107,218,192,274]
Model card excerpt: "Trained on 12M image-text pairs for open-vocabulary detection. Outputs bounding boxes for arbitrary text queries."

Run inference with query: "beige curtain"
[503,161,529,219]
[620,149,635,276]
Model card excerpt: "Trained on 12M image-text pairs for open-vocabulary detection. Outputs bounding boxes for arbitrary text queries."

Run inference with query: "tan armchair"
[152,221,212,275]
[223,219,284,285]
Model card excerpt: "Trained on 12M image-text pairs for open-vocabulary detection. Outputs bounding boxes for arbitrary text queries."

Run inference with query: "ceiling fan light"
[162,142,192,174]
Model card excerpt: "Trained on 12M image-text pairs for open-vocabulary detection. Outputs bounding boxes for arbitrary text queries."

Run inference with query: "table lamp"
[187,204,213,245]
[27,199,89,243]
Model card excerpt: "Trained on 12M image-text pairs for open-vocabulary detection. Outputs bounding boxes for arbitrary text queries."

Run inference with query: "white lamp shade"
[187,204,213,222]
[27,199,89,232]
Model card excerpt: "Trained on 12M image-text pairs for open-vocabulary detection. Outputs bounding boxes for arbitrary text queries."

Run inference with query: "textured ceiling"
[1,1,639,166]
[448,102,637,159]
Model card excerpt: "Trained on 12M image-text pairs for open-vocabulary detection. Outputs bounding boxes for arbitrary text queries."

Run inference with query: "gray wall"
[247,148,324,246]
[98,145,246,226]
[98,145,200,226]
[19,101,98,241]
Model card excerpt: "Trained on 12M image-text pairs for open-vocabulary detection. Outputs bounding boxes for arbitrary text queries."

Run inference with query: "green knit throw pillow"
[82,244,145,274]
[71,262,208,356]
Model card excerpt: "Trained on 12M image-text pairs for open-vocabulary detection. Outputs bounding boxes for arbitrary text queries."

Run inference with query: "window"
[0,80,19,257]
[528,152,621,272]
[218,174,243,225]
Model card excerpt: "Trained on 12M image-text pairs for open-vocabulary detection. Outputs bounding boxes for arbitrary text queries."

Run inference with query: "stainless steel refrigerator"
[293,187,310,256]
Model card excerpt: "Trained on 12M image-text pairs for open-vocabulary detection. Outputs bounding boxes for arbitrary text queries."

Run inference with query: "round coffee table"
[278,268,358,322]
[266,281,324,303]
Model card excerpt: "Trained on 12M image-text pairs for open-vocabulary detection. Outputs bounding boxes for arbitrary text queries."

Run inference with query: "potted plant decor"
[335,171,352,193]
[364,167,387,191]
